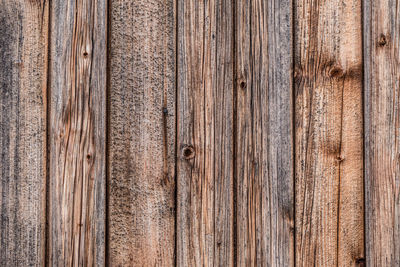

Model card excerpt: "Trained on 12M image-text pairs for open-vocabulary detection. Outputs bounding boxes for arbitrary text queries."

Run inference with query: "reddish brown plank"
[176,0,234,265]
[295,0,364,266]
[48,0,107,265]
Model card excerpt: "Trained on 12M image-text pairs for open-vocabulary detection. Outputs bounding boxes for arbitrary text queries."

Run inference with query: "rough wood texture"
[235,0,294,266]
[295,0,364,266]
[48,0,106,265]
[108,0,176,265]
[364,0,400,266]
[0,1,48,266]
[176,0,234,266]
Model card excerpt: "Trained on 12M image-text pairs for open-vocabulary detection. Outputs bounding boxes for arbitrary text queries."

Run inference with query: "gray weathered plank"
[364,0,400,266]
[48,0,107,265]
[108,0,176,265]
[235,0,294,266]
[176,0,234,265]
[295,0,364,266]
[0,1,48,266]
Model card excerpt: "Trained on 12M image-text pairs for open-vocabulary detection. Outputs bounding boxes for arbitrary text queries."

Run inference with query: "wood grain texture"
[295,0,364,266]
[48,0,106,265]
[108,0,176,265]
[364,0,400,266]
[176,0,234,266]
[0,1,48,266]
[235,0,294,266]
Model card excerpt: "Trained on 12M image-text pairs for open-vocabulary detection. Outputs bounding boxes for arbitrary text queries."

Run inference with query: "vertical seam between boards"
[105,0,111,264]
[292,0,296,265]
[232,0,238,265]
[174,0,179,265]
[45,0,52,265]
[360,0,367,263]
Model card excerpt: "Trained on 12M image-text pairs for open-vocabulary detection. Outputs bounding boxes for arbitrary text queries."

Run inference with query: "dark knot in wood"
[378,34,387,47]
[239,81,247,90]
[329,66,344,79]
[182,145,195,160]
[355,258,365,266]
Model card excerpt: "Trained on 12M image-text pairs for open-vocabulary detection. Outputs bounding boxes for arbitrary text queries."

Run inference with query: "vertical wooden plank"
[364,0,400,265]
[235,0,294,266]
[49,0,106,265]
[0,1,48,265]
[176,0,234,266]
[108,0,176,265]
[295,0,364,266]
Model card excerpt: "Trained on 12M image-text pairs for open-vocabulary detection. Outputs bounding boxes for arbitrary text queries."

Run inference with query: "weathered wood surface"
[48,0,107,265]
[0,1,48,266]
[295,0,364,266]
[235,0,294,266]
[176,0,234,266]
[2,1,400,265]
[108,0,176,265]
[364,0,400,266]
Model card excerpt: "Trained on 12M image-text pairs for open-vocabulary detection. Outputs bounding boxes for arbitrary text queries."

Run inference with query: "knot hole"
[182,145,195,160]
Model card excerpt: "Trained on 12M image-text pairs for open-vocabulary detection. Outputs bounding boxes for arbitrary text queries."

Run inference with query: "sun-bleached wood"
[364,0,400,265]
[235,0,294,266]
[108,0,176,265]
[48,0,107,265]
[0,1,48,265]
[295,0,364,266]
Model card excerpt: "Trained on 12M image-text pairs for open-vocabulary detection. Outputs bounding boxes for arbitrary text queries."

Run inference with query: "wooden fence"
[0,0,398,266]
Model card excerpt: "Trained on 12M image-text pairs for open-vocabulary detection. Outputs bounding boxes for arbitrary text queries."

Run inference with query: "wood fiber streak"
[295,0,364,266]
[235,0,294,266]
[364,0,400,265]
[0,1,48,266]
[49,0,106,265]
[108,0,176,265]
[176,0,234,266]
